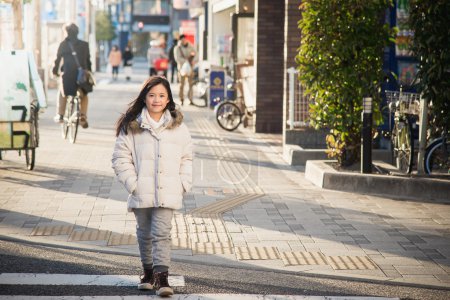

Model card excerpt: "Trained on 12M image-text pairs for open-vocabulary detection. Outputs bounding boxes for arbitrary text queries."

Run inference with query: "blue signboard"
[209,70,225,107]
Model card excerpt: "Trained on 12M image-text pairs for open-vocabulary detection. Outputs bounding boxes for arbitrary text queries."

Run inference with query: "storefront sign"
[209,70,225,107]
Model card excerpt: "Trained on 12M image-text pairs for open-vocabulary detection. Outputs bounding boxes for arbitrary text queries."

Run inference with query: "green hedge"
[409,0,450,134]
[297,0,395,166]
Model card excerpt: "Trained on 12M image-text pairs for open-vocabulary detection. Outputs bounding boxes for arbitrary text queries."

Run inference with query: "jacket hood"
[129,108,184,134]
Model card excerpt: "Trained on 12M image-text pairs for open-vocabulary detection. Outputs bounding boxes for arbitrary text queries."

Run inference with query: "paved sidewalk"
[0,66,449,290]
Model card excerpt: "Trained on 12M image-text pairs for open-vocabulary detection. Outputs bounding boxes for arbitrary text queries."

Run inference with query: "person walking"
[109,45,122,80]
[168,39,178,83]
[174,34,196,105]
[123,46,133,81]
[52,23,91,129]
[111,76,193,297]
[147,40,166,77]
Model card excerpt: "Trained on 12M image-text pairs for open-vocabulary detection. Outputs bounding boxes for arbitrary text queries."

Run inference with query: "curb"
[305,160,450,202]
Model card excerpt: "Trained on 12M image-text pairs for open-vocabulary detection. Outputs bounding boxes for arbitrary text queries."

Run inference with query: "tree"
[409,0,450,134]
[95,11,115,42]
[296,0,395,166]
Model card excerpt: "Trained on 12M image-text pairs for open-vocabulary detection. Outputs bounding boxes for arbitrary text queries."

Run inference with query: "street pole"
[361,97,373,174]
[417,96,428,174]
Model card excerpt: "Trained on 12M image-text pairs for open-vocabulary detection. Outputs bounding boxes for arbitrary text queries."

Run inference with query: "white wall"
[207,0,235,68]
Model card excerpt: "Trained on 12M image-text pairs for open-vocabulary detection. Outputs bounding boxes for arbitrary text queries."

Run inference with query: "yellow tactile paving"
[326,255,378,270]
[69,230,111,241]
[107,233,137,246]
[235,246,280,260]
[30,225,73,236]
[281,251,328,266]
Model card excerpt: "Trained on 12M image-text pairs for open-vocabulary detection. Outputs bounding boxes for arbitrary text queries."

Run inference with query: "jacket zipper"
[154,136,160,207]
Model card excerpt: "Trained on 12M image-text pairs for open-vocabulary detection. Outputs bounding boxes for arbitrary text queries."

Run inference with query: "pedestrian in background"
[123,45,133,81]
[52,22,91,129]
[111,76,193,297]
[109,45,122,80]
[174,34,196,105]
[168,39,178,83]
[147,40,166,77]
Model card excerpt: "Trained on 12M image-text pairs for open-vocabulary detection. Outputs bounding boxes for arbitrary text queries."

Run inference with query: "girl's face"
[145,84,169,120]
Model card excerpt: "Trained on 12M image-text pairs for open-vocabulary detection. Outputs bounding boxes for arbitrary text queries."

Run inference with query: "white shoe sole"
[156,286,174,297]
[137,282,153,290]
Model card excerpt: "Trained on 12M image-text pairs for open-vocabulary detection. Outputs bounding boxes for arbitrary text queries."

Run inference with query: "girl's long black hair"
[115,76,176,137]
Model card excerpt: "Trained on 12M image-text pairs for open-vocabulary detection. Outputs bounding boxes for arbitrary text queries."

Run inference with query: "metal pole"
[417,96,428,174]
[287,67,296,130]
[361,97,373,173]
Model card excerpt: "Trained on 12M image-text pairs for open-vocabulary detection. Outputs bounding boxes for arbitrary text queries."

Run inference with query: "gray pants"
[133,207,174,272]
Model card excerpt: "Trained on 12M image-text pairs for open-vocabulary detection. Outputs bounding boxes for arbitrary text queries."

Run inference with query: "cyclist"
[52,23,91,129]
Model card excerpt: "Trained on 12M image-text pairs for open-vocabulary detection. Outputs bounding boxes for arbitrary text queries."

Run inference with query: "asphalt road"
[0,239,449,299]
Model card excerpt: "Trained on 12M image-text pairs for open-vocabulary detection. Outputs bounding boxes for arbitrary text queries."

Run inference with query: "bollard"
[361,97,373,174]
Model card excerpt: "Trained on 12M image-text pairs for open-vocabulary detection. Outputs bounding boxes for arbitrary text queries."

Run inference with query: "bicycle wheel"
[26,106,38,170]
[30,105,39,147]
[25,148,35,170]
[424,138,450,175]
[68,98,80,144]
[216,101,242,131]
[392,118,414,173]
[61,100,70,139]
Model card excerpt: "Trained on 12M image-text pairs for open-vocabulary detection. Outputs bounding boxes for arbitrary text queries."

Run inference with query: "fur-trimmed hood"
[128,108,184,134]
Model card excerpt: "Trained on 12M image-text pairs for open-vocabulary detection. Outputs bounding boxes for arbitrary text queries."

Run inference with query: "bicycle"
[385,90,421,174]
[61,90,81,144]
[215,82,254,131]
[215,63,256,131]
[423,122,449,175]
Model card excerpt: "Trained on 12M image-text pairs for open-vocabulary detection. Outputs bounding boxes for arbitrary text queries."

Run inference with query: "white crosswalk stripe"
[0,273,399,299]
[0,273,184,286]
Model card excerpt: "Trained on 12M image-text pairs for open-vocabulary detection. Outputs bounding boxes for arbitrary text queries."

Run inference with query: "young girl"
[112,76,192,296]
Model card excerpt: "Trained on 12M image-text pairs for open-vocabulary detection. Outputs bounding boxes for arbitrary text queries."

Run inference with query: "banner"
[0,50,31,122]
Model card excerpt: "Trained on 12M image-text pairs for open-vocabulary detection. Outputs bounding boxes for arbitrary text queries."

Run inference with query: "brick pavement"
[0,67,449,289]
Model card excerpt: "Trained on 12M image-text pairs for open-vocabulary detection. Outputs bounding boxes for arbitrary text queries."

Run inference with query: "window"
[133,0,169,15]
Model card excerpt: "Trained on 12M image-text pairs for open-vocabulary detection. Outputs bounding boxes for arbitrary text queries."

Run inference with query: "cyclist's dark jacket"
[53,36,91,96]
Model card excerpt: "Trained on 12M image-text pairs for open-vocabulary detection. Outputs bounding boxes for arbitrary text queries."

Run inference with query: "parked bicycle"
[61,90,81,144]
[215,80,255,131]
[423,119,449,175]
[385,89,421,174]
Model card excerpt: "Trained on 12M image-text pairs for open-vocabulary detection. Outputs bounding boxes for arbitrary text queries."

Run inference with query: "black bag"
[76,68,94,93]
[69,41,94,94]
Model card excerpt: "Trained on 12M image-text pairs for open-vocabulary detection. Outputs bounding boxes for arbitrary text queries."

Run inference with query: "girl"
[112,76,192,296]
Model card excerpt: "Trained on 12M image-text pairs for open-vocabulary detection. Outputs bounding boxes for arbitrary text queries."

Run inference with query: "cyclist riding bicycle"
[52,23,91,129]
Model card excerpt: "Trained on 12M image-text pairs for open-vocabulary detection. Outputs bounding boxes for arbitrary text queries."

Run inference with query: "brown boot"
[154,271,173,297]
[137,268,154,290]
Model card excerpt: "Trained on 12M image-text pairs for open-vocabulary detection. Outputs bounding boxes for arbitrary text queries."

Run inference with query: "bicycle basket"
[385,90,421,115]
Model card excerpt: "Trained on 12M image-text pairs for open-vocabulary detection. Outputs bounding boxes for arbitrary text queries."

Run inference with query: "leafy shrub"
[409,0,450,134]
[296,0,395,166]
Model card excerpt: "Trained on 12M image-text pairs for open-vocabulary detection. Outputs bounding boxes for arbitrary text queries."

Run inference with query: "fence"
[286,67,311,129]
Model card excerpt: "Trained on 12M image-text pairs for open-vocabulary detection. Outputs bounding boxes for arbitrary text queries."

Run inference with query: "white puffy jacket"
[112,109,192,211]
